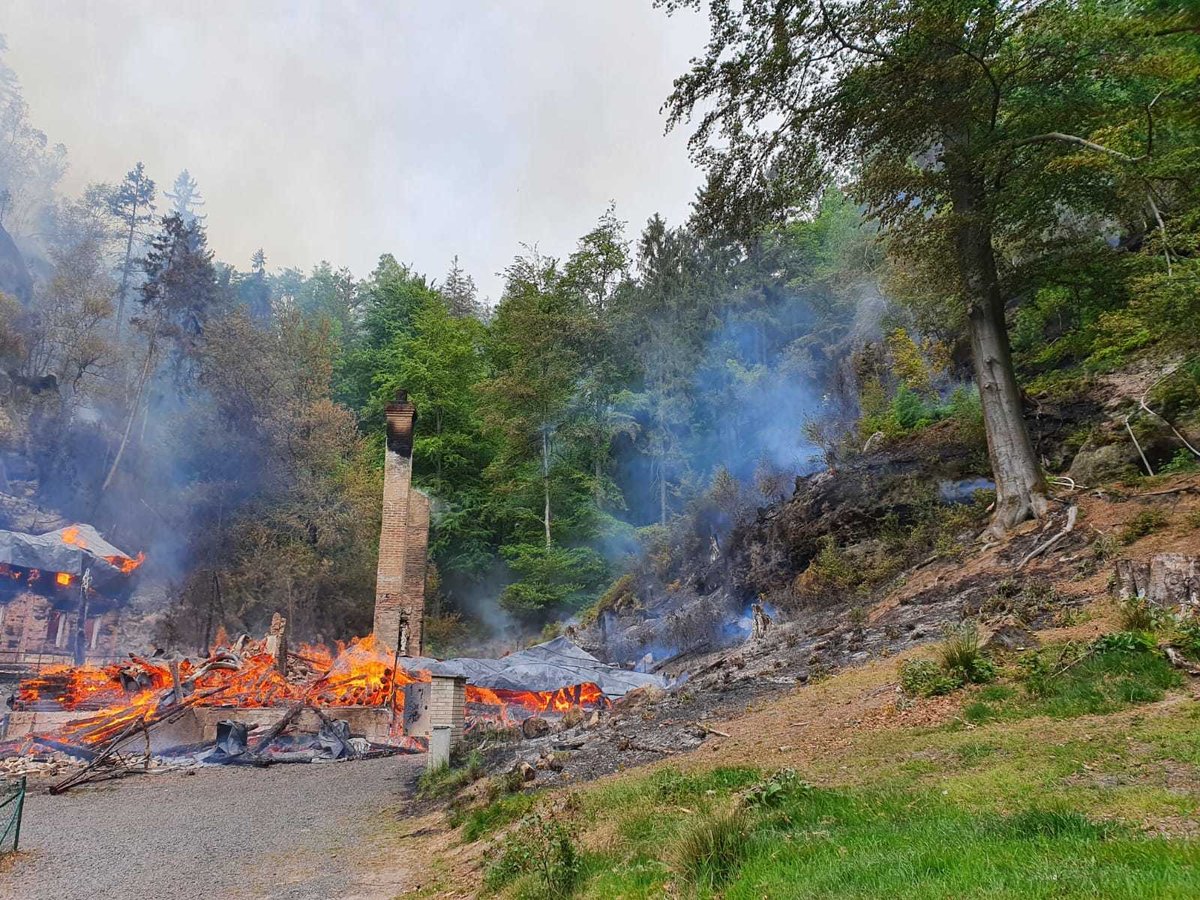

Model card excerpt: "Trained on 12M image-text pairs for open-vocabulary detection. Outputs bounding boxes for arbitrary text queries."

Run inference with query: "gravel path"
[1,755,424,900]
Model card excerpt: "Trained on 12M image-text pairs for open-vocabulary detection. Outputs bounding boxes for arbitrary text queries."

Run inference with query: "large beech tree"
[658,0,1191,535]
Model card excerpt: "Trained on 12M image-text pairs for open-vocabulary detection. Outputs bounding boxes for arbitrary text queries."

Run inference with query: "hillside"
[386,473,1200,897]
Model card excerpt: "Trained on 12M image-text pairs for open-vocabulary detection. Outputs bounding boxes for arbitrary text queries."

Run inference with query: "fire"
[480,682,607,714]
[106,552,146,574]
[56,572,71,586]
[12,633,611,749]
[61,525,145,574]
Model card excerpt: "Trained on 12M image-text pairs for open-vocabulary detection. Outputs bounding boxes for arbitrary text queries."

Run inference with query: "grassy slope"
[399,483,1200,898]
[441,625,1200,898]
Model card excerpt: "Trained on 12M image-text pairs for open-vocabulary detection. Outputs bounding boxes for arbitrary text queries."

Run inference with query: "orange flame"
[55,572,72,586]
[61,525,145,574]
[14,634,609,749]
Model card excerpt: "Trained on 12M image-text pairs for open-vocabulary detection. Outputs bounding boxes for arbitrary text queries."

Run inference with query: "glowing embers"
[464,682,608,729]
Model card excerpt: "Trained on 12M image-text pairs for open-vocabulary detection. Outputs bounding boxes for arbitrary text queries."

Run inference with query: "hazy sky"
[3,1,707,301]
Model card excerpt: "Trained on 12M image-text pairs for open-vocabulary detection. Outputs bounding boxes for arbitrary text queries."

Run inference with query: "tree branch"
[817,0,892,60]
[1011,132,1145,163]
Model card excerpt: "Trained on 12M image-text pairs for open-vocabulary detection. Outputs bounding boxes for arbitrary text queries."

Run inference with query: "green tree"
[441,254,482,319]
[336,254,439,417]
[659,0,1195,535]
[107,162,156,336]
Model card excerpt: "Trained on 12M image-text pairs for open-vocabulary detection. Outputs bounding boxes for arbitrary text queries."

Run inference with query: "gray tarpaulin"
[398,636,664,699]
[0,524,135,576]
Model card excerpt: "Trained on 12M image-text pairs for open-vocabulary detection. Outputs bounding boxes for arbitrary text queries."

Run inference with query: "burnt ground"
[486,474,1200,790]
[0,755,423,900]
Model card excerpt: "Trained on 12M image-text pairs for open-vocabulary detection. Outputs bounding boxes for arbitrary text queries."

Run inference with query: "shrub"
[484,811,581,898]
[900,658,963,697]
[417,750,485,800]
[938,621,997,684]
[1159,449,1200,475]
[668,806,751,891]
[1120,509,1168,544]
[743,768,810,809]
[1172,619,1200,660]
[1117,597,1163,633]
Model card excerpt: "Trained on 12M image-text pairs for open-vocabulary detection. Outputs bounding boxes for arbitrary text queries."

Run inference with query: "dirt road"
[1,755,423,900]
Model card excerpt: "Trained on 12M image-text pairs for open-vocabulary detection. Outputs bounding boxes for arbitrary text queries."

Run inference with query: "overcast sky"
[3,1,707,301]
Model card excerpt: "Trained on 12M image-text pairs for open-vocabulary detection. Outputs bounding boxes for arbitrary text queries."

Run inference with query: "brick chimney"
[373,391,430,656]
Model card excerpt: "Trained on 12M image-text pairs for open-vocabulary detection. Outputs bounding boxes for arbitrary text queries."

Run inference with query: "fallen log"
[245,702,305,757]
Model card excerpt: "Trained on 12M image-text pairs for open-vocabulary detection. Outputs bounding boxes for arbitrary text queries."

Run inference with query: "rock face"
[1069,438,1140,485]
[0,224,33,305]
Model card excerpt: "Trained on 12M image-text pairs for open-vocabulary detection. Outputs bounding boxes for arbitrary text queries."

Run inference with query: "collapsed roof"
[403,636,665,698]
[0,523,139,580]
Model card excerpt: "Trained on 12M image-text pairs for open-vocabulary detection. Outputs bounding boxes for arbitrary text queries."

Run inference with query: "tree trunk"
[952,174,1048,537]
[542,425,552,549]
[659,455,668,526]
[99,325,156,497]
[116,215,136,338]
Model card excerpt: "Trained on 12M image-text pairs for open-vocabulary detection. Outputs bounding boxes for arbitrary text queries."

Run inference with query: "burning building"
[0,524,143,670]
[0,391,666,777]
[372,392,430,657]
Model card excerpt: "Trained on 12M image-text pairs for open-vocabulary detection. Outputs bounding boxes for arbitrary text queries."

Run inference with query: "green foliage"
[1117,597,1165,633]
[996,634,1181,720]
[1171,619,1200,662]
[900,658,966,698]
[1120,509,1169,545]
[938,621,997,685]
[459,792,535,842]
[668,806,751,891]
[743,768,810,810]
[1159,449,1200,475]
[499,544,608,618]
[416,751,485,801]
[484,811,581,899]
[901,622,995,698]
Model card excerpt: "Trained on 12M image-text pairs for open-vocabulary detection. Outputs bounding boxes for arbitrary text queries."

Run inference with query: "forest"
[0,0,1197,655]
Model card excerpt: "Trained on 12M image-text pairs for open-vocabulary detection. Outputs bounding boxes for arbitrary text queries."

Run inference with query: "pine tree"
[107,162,155,336]
[237,248,271,323]
[440,255,481,319]
[164,169,206,226]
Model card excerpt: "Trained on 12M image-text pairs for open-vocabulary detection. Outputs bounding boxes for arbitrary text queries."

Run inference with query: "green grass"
[720,788,1198,900]
[417,750,485,800]
[964,639,1181,725]
[458,791,536,841]
[479,632,1200,899]
[576,783,1200,899]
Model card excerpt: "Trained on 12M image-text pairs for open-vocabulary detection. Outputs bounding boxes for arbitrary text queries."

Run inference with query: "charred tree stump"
[1117,554,1199,613]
